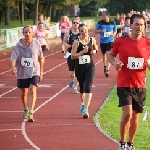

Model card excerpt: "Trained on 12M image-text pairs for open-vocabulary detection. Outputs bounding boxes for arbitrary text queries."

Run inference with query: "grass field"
[0,16,116,29]
[98,70,150,150]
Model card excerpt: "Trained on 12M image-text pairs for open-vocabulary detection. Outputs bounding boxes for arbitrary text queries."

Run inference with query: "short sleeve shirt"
[10,39,43,79]
[59,21,70,33]
[96,20,117,43]
[34,29,47,46]
[111,36,150,88]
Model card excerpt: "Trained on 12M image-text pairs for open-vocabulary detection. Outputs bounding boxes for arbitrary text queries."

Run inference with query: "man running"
[95,11,117,77]
[108,14,150,150]
[10,25,44,122]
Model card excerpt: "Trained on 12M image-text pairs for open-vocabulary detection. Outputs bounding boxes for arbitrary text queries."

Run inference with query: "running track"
[0,31,119,150]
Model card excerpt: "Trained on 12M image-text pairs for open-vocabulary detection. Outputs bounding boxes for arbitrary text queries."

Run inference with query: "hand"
[83,45,88,54]
[66,44,71,49]
[102,29,106,33]
[115,61,124,71]
[11,67,17,75]
[91,50,97,55]
[39,74,43,82]
[146,59,150,69]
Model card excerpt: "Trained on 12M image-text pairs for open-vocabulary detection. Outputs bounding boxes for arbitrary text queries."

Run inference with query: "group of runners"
[9,10,150,150]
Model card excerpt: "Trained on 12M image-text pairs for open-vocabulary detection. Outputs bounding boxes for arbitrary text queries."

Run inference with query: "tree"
[80,0,98,16]
[34,0,39,25]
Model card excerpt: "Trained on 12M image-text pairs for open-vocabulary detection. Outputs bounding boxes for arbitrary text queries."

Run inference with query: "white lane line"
[0,70,11,75]
[30,124,94,127]
[22,121,40,150]
[21,59,103,150]
[44,50,61,58]
[43,61,66,74]
[0,129,21,132]
[0,87,17,98]
[0,111,23,112]
[94,86,119,144]
[34,85,68,113]
[0,58,10,62]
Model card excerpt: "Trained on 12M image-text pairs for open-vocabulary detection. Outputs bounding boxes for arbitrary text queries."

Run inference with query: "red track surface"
[0,31,118,150]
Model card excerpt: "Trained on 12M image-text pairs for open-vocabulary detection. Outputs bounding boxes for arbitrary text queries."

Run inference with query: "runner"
[71,24,98,118]
[63,19,80,93]
[95,11,117,77]
[9,25,44,122]
[122,17,131,36]
[37,14,50,30]
[108,14,150,150]
[114,13,124,38]
[59,16,70,53]
[34,22,48,53]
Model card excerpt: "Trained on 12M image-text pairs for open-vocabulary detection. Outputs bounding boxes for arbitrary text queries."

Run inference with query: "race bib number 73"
[79,55,90,64]
[127,57,144,69]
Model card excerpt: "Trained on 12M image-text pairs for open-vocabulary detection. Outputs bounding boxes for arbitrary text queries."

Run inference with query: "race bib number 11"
[127,57,144,69]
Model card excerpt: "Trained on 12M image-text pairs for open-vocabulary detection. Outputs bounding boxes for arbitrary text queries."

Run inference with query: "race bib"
[79,55,90,64]
[127,57,144,69]
[116,25,121,29]
[21,57,33,67]
[64,52,71,58]
[104,32,112,37]
[125,27,130,33]
[38,38,45,43]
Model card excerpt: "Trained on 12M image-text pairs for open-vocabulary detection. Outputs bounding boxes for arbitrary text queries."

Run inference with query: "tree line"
[0,0,150,25]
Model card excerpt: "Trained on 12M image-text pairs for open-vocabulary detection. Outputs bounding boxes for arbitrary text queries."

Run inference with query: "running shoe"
[80,105,84,114]
[73,89,79,94]
[22,110,29,119]
[69,81,74,88]
[28,113,34,122]
[105,70,109,77]
[82,109,89,118]
[118,141,127,150]
[104,67,107,75]
[126,142,135,150]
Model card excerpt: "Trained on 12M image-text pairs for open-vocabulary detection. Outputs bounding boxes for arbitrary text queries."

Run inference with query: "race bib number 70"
[21,57,33,67]
[127,57,144,69]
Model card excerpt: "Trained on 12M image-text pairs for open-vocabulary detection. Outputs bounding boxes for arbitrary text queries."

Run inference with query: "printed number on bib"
[127,57,144,69]
[79,55,90,64]
[21,57,33,67]
[125,27,130,33]
[104,32,111,37]
[38,38,45,43]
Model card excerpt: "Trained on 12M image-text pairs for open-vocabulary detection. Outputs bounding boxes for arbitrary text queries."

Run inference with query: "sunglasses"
[73,22,79,24]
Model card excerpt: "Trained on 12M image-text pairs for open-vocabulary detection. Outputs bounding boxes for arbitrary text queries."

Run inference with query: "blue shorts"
[17,76,39,88]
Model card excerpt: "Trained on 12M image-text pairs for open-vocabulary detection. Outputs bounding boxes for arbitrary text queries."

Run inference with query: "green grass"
[0,20,56,29]
[0,16,116,29]
[98,71,150,150]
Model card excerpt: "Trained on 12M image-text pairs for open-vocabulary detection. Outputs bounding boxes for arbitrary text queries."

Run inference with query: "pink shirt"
[34,29,47,46]
[59,21,70,33]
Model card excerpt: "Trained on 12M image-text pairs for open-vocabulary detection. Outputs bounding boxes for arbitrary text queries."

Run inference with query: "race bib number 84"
[127,57,144,69]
